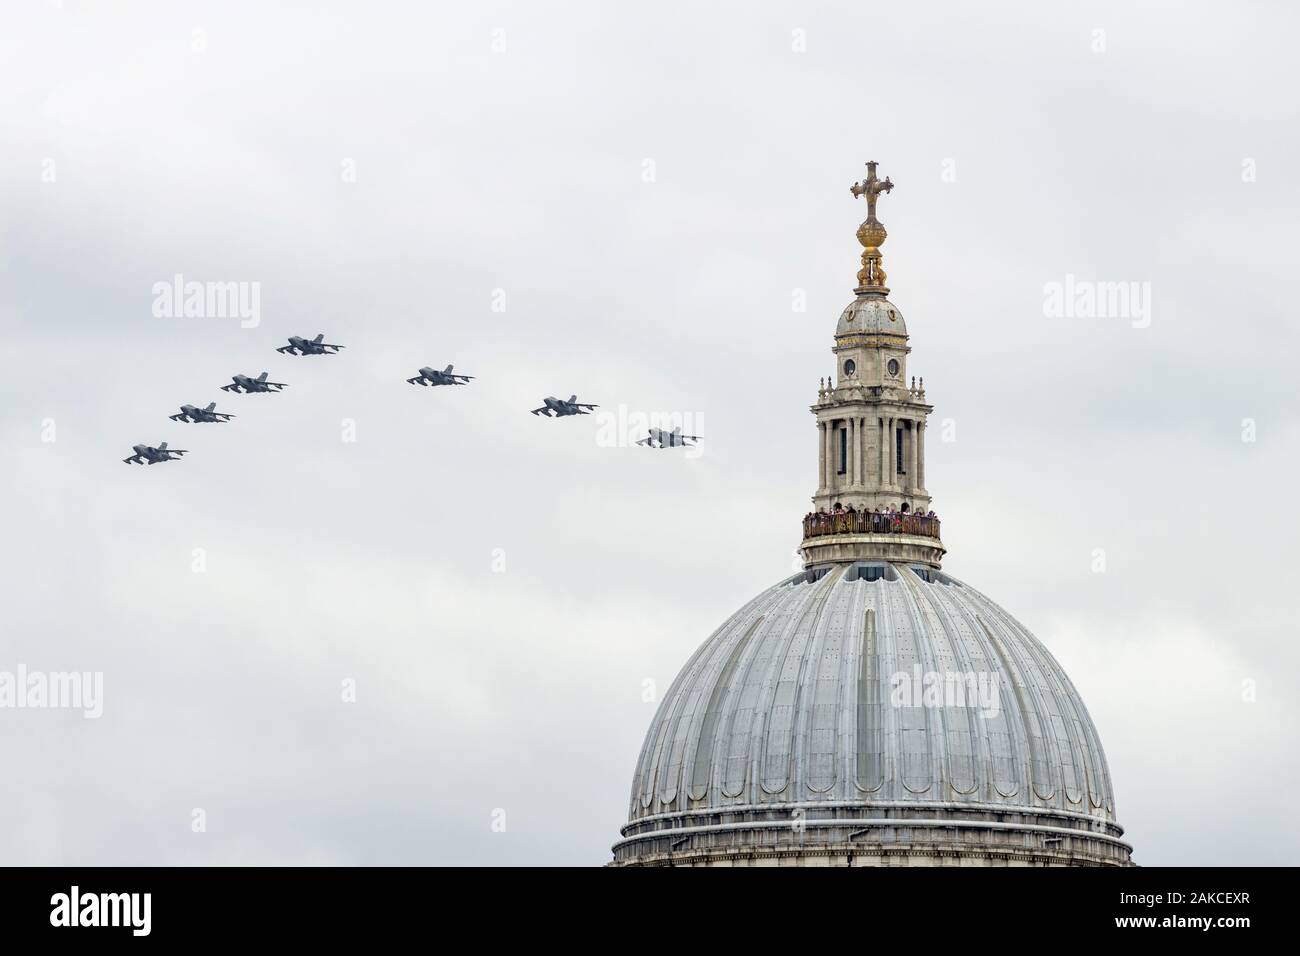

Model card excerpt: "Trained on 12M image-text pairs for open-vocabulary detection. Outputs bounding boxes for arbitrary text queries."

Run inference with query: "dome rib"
[688,614,763,801]
[907,574,981,796]
[759,570,838,796]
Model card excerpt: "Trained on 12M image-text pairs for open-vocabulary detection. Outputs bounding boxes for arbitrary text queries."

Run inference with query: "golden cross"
[850,161,893,221]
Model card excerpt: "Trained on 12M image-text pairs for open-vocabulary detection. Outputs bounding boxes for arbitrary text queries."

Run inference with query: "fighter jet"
[169,402,235,423]
[221,372,287,393]
[407,365,475,387]
[636,427,702,448]
[277,333,344,355]
[530,395,599,417]
[122,441,188,465]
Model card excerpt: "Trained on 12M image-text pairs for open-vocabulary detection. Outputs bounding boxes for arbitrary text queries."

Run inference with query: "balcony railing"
[802,511,941,540]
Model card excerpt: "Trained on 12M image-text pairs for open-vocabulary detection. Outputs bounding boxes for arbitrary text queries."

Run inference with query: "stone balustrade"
[802,510,940,540]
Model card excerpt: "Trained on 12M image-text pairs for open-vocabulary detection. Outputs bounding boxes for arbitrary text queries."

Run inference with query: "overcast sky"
[2,1,1297,866]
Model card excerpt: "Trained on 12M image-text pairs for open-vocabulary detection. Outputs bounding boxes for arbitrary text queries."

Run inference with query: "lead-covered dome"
[836,294,907,338]
[613,563,1132,866]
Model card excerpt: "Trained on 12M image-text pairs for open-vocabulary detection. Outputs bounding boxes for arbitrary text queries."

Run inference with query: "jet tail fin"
[158,441,168,451]
[257,372,268,381]
[444,364,454,374]
[314,334,324,343]
[568,394,577,404]
[205,402,215,412]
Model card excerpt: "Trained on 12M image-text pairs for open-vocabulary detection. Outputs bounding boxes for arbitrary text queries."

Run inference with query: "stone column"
[845,417,853,487]
[815,421,823,493]
[828,420,836,492]
[887,417,896,489]
[878,417,886,489]
[906,420,915,493]
[917,420,926,491]
[833,421,840,491]
[911,421,919,493]
[900,419,908,493]
[850,416,859,487]
[819,421,829,492]
[829,420,838,493]
[859,417,866,487]
[896,418,904,491]
[857,416,865,487]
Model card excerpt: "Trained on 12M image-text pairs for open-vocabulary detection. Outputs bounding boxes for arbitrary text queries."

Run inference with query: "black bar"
[0,866,1284,942]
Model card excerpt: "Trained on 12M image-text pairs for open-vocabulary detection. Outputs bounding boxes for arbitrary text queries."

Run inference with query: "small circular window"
[843,359,856,376]
[887,358,900,376]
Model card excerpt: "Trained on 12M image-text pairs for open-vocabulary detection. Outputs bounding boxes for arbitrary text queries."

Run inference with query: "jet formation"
[123,331,705,465]
[123,335,340,463]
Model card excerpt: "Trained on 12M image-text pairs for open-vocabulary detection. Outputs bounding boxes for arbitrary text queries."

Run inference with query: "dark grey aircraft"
[221,372,287,393]
[170,402,235,423]
[637,427,702,448]
[530,395,598,417]
[123,441,187,465]
[407,365,474,386]
[278,333,344,355]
